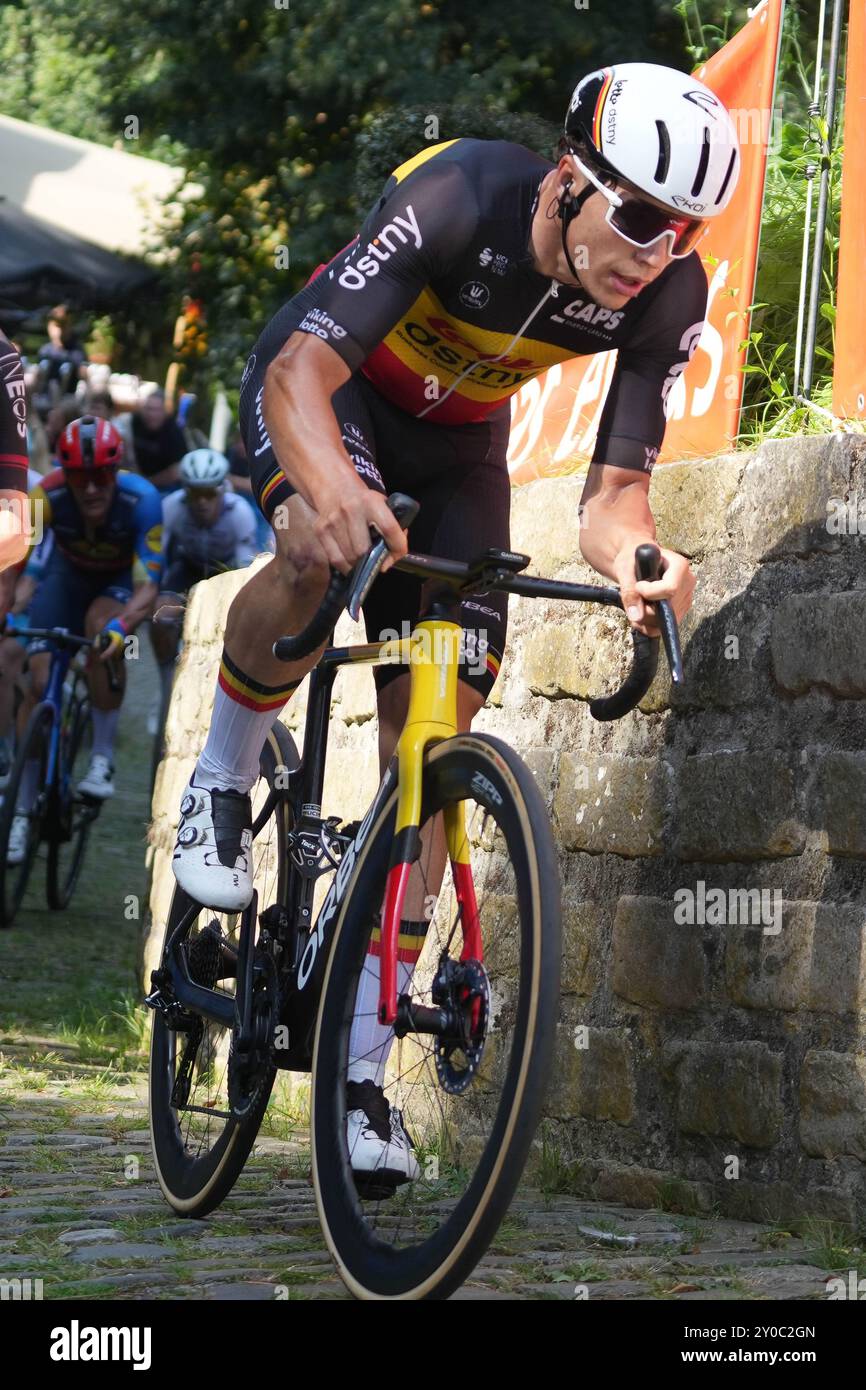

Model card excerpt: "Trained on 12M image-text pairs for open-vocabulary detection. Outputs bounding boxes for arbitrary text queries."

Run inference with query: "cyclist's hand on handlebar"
[614,544,695,638]
[312,480,409,576]
[95,618,127,662]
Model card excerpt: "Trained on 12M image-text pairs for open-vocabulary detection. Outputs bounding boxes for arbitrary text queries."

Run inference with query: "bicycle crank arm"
[148,954,235,1031]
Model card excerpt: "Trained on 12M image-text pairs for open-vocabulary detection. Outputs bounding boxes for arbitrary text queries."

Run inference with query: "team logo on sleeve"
[145,523,163,553]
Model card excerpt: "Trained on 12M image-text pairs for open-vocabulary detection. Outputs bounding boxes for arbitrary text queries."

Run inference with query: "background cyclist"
[150,448,260,719]
[0,416,163,861]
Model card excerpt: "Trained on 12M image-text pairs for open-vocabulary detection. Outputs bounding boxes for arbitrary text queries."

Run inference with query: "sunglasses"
[570,151,709,259]
[65,467,117,489]
[185,486,220,501]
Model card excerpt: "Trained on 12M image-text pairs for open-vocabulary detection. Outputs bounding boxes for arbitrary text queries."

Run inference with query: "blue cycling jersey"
[28,468,164,585]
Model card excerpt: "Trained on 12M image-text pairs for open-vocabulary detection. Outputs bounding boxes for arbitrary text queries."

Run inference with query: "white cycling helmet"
[565,63,741,219]
[179,448,229,489]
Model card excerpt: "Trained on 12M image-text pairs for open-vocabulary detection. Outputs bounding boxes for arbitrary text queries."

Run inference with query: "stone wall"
[146,434,866,1226]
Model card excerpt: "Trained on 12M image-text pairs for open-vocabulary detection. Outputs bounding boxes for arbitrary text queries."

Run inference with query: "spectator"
[44,396,84,460]
[37,305,87,394]
[123,389,187,495]
[85,390,116,422]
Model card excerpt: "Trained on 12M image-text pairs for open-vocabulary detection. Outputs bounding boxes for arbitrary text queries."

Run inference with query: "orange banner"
[507,0,784,484]
[833,2,866,419]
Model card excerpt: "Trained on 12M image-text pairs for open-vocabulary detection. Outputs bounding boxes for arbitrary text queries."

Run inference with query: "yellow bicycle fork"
[370,618,480,1024]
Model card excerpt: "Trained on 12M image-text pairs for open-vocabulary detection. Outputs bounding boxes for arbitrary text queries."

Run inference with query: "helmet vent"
[691,127,711,197]
[654,120,671,184]
[715,147,738,206]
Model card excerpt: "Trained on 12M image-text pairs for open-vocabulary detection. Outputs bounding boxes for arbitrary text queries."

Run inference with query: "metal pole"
[802,0,846,396]
[793,0,828,395]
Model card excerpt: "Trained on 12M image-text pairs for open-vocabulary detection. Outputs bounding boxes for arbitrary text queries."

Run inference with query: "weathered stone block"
[667,1041,782,1148]
[524,608,630,703]
[554,754,668,857]
[771,592,866,697]
[800,1051,866,1159]
[730,436,850,561]
[651,454,746,559]
[674,752,805,860]
[724,902,811,1011]
[726,903,866,1014]
[510,475,587,574]
[547,1026,635,1124]
[816,754,866,857]
[335,662,376,725]
[561,902,601,996]
[612,896,710,1010]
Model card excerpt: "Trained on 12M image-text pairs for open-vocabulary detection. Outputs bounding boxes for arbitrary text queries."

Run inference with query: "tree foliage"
[0,0,688,382]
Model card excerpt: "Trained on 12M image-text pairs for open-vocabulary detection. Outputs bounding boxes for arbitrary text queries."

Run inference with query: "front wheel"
[311,733,562,1300]
[46,685,95,910]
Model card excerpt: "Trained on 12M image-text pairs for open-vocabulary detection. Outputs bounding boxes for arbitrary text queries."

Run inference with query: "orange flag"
[833,0,866,420]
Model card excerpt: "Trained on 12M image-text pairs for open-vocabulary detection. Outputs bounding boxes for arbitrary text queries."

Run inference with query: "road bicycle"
[146,493,682,1299]
[0,626,118,928]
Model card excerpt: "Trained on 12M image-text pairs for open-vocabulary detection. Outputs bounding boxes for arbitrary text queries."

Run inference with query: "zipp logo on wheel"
[471,771,502,806]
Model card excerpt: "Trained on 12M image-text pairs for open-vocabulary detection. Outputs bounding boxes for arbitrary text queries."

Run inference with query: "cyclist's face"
[185,487,221,525]
[66,469,116,522]
[540,157,691,308]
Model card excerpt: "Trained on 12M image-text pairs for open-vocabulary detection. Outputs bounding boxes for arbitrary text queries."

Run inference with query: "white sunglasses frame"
[568,151,709,260]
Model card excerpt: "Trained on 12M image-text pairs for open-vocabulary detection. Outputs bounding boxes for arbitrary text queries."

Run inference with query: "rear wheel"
[312,733,561,1300]
[148,722,294,1217]
[0,703,54,928]
[46,685,95,909]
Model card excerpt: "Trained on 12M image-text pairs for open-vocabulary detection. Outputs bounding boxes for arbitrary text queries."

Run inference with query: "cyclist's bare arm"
[578,462,694,634]
[119,579,158,633]
[262,333,407,574]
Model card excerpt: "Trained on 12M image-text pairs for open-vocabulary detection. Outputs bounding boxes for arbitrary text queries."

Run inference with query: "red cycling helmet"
[57,415,124,472]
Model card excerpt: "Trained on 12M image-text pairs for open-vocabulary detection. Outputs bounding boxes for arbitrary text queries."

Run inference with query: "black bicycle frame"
[160,643,397,1072]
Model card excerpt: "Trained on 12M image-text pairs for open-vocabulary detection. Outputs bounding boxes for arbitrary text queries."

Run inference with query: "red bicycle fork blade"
[377,857,483,1026]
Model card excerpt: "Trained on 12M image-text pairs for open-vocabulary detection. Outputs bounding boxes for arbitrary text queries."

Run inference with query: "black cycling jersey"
[243,137,709,473]
[0,332,30,490]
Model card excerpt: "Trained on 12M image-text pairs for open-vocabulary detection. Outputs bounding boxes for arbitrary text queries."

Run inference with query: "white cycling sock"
[91,708,120,761]
[347,920,430,1089]
[194,648,300,794]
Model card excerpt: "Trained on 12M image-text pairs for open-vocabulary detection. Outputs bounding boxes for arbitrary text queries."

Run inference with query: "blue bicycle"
[0,626,114,927]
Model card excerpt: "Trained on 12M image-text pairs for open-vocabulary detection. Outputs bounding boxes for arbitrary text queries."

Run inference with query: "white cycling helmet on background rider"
[179,448,230,490]
[562,63,741,259]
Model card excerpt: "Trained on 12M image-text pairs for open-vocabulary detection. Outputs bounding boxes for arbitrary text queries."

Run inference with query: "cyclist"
[0,416,163,860]
[0,470,54,782]
[171,63,740,1178]
[150,448,260,714]
[0,331,31,572]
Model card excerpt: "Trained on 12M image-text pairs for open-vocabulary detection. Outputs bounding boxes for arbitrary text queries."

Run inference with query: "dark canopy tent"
[0,199,155,329]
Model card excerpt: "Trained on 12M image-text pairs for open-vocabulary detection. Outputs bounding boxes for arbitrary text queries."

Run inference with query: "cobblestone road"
[0,1052,842,1302]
